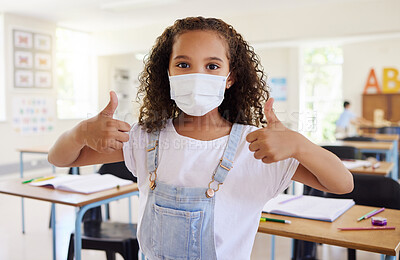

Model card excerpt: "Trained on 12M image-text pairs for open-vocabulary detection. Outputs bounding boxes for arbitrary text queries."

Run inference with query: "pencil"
[357,209,378,221]
[338,226,395,231]
[260,217,291,224]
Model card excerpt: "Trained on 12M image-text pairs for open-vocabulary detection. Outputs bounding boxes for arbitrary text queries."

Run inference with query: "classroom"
[0,0,400,259]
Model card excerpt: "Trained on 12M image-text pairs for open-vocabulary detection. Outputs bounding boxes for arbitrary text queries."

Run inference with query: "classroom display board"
[13,29,52,89]
[12,97,55,135]
[269,77,288,101]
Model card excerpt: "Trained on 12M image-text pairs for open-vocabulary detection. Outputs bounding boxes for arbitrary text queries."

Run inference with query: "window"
[0,14,5,121]
[56,28,97,119]
[299,46,343,143]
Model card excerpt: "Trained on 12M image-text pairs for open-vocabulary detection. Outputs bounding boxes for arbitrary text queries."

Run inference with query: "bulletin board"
[13,29,52,89]
[12,97,55,135]
[269,77,288,101]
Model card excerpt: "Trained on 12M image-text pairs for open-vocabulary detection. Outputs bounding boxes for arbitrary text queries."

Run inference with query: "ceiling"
[0,0,375,33]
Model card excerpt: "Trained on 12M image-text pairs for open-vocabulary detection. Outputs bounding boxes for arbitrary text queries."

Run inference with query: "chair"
[378,126,400,135]
[67,162,139,260]
[322,145,358,160]
[343,136,377,142]
[326,174,400,210]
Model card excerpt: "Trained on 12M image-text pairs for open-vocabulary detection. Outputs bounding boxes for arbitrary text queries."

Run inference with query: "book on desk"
[263,194,355,222]
[28,174,133,194]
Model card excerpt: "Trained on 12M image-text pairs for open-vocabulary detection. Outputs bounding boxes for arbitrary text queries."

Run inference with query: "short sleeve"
[123,123,140,177]
[270,158,300,198]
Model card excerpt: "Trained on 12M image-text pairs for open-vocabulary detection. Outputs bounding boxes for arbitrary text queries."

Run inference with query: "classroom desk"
[259,205,400,260]
[0,177,138,260]
[349,161,394,176]
[323,141,397,180]
[16,146,82,233]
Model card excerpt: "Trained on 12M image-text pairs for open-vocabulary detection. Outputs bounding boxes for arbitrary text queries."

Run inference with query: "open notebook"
[341,159,372,169]
[263,194,355,222]
[29,174,133,194]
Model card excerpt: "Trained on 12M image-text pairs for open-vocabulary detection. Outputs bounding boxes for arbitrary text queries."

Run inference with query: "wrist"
[291,131,309,160]
[73,121,88,148]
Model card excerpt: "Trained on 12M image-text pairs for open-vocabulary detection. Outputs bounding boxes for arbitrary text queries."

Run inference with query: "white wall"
[343,38,400,117]
[97,54,144,124]
[256,47,300,130]
[92,0,400,55]
[0,13,80,166]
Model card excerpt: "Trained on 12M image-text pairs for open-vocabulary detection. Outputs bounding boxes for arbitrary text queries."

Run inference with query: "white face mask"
[169,72,230,116]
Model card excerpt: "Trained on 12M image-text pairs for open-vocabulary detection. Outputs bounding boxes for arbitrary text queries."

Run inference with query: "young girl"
[49,17,353,260]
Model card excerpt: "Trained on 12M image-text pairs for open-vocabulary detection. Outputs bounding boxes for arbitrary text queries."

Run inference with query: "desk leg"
[51,203,56,260]
[384,255,395,260]
[19,152,25,234]
[393,139,398,180]
[384,150,395,180]
[270,235,275,260]
[129,197,132,224]
[74,191,139,260]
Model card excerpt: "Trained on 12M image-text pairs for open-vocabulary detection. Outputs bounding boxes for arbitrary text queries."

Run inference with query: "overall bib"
[139,123,243,260]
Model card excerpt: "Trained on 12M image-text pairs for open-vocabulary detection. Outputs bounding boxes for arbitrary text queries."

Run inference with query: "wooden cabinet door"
[362,94,389,121]
[389,94,400,121]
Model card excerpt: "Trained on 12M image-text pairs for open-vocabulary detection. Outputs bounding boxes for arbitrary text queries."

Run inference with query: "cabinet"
[362,94,400,122]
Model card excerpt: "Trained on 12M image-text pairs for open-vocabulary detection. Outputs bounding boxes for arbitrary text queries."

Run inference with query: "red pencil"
[338,226,395,231]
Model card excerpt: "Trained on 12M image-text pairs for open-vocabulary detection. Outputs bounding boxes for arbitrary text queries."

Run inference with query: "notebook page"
[263,194,355,222]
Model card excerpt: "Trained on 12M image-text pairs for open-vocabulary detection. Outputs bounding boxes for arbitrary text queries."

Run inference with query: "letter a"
[363,68,381,94]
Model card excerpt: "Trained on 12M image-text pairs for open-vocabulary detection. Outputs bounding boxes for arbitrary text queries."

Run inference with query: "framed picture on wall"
[13,29,53,89]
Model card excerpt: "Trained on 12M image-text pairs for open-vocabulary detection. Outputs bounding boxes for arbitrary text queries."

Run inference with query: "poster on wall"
[12,97,55,135]
[13,29,52,89]
[269,77,288,101]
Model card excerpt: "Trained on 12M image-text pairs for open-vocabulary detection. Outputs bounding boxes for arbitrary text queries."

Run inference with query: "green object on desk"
[357,208,378,221]
[22,177,43,184]
[260,217,291,224]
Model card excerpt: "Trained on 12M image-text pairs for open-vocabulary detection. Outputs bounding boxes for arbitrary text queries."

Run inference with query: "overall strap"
[213,123,244,184]
[146,130,160,173]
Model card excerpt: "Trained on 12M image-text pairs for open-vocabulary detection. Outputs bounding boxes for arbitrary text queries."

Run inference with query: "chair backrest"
[322,145,357,160]
[343,136,377,142]
[378,126,400,135]
[97,161,137,183]
[326,174,400,210]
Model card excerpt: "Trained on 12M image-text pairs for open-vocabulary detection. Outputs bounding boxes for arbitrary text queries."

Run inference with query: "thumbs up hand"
[246,98,301,163]
[80,91,131,153]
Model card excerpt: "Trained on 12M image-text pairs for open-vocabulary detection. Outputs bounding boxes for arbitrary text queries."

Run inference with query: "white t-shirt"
[123,119,299,260]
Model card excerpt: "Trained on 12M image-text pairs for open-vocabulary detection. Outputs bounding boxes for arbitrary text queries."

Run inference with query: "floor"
[0,167,383,260]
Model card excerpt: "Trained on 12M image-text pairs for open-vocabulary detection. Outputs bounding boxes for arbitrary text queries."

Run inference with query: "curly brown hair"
[137,16,269,132]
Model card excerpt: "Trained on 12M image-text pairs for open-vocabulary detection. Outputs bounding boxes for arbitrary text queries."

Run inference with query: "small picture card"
[34,53,51,70]
[35,71,52,88]
[14,51,33,69]
[34,34,52,51]
[14,30,33,49]
[15,70,34,88]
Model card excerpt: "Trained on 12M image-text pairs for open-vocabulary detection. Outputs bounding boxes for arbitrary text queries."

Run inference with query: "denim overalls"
[139,123,244,260]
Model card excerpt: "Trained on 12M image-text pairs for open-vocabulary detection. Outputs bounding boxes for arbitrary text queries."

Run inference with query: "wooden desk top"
[349,162,394,176]
[259,205,400,256]
[16,146,51,153]
[324,141,393,150]
[0,177,138,207]
[363,134,399,141]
